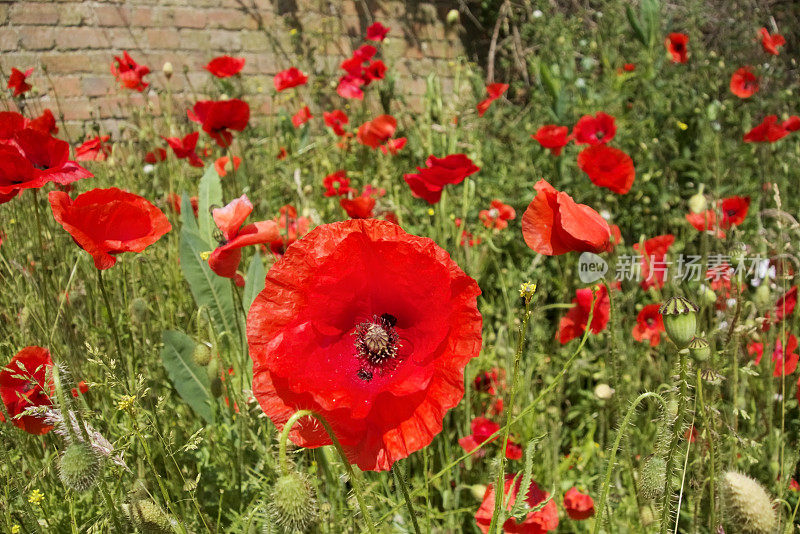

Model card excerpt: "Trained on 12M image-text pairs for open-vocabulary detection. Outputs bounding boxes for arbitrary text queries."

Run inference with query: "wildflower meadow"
[1,1,800,532]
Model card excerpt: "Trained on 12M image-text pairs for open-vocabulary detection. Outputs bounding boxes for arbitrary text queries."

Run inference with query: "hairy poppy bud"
[721,471,777,534]
[59,442,101,492]
[659,296,699,348]
[266,473,318,533]
[192,343,212,367]
[698,285,717,306]
[688,185,707,214]
[754,284,770,309]
[688,337,710,362]
[594,383,614,400]
[446,9,460,25]
[638,455,666,500]
[124,499,175,534]
[129,297,149,325]
[162,62,173,79]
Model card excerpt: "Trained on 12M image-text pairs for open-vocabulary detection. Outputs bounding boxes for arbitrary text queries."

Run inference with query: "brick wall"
[0,0,464,138]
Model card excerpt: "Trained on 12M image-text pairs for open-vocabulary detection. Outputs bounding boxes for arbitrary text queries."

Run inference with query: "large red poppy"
[205,55,245,78]
[577,145,635,194]
[720,196,750,228]
[475,474,559,534]
[521,179,611,256]
[366,21,390,41]
[323,110,349,136]
[187,99,250,148]
[759,28,785,55]
[49,188,171,269]
[730,67,759,98]
[775,286,798,322]
[208,195,280,281]
[75,135,112,162]
[558,285,610,344]
[110,51,150,91]
[563,487,595,520]
[248,219,482,471]
[274,67,308,92]
[665,33,689,63]
[7,67,33,96]
[572,112,616,145]
[291,106,313,128]
[633,235,674,290]
[0,346,54,435]
[403,154,480,204]
[686,210,725,238]
[784,116,800,132]
[356,114,396,149]
[773,334,799,377]
[532,125,570,156]
[744,116,789,143]
[5,128,93,189]
[28,109,58,135]
[631,304,665,347]
[163,132,203,167]
[476,83,509,117]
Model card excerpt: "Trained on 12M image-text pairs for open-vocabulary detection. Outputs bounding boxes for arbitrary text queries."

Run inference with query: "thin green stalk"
[97,269,135,392]
[696,370,715,530]
[392,463,422,534]
[659,350,690,533]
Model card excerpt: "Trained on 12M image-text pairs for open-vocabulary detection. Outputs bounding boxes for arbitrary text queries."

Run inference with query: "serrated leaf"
[243,251,266,313]
[181,194,199,234]
[197,166,223,246]
[179,226,237,338]
[161,330,215,424]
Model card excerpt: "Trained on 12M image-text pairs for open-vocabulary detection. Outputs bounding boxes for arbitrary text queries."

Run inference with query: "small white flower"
[143,164,155,174]
[532,9,543,18]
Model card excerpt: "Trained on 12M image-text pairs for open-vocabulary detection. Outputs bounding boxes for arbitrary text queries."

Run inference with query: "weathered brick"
[47,75,83,97]
[58,3,92,26]
[92,4,130,27]
[10,2,60,25]
[61,98,94,120]
[240,31,268,52]
[171,7,207,29]
[0,5,9,25]
[81,76,116,96]
[55,28,110,50]
[19,27,56,51]
[0,29,19,52]
[208,30,241,52]
[146,28,181,49]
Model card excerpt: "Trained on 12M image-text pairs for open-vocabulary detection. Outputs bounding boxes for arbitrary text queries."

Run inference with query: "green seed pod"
[721,471,778,534]
[192,343,212,367]
[698,284,717,306]
[267,473,318,533]
[688,337,710,362]
[753,284,771,309]
[658,296,699,348]
[638,455,666,501]
[59,442,102,492]
[210,376,223,398]
[129,297,149,325]
[123,499,175,534]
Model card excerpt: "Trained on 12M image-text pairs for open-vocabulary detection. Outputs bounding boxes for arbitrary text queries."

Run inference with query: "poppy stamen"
[354,315,401,373]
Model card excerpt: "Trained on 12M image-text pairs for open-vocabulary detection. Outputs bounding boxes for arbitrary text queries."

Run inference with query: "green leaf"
[197,166,223,246]
[181,194,199,234]
[179,225,237,338]
[161,330,215,423]
[243,251,266,313]
[538,62,561,109]
[625,5,647,46]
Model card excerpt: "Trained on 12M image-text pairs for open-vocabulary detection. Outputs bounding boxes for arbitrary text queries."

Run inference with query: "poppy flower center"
[353,314,401,380]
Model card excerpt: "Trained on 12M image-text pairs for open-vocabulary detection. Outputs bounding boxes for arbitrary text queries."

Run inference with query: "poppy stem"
[392,463,422,534]
[278,409,378,534]
[96,269,134,393]
[658,349,690,533]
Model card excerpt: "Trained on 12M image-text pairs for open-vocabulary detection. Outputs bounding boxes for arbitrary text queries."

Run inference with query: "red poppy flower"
[665,33,689,63]
[145,148,167,164]
[339,186,384,219]
[49,188,171,269]
[623,63,636,72]
[337,74,366,100]
[71,380,90,398]
[720,196,750,228]
[166,193,198,217]
[380,137,407,155]
[356,114,396,149]
[744,115,789,143]
[686,210,725,238]
[268,205,311,256]
[214,156,241,177]
[0,111,26,140]
[772,334,799,377]
[473,368,505,396]
[769,286,798,325]
[479,200,516,230]
[458,417,500,456]
[277,146,288,160]
[204,55,245,78]
[0,346,54,435]
[7,67,33,97]
[759,28,785,55]
[475,474,559,534]
[291,106,313,128]
[558,285,610,344]
[323,170,352,197]
[783,116,800,132]
[163,132,203,167]
[0,145,39,196]
[187,99,250,148]
[28,109,58,135]
[749,341,764,365]
[476,83,509,117]
[563,487,595,520]
[366,21,390,41]
[274,67,308,91]
[11,128,93,187]
[730,67,759,98]
[110,51,150,91]
[248,219,482,471]
[208,195,280,281]
[633,235,674,290]
[364,60,387,82]
[572,112,616,145]
[521,179,611,256]
[532,125,570,156]
[577,145,635,194]
[324,110,349,136]
[75,135,112,162]
[403,154,480,204]
[631,304,665,347]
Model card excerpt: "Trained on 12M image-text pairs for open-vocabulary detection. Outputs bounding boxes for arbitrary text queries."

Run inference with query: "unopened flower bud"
[267,473,318,533]
[594,383,615,400]
[688,185,707,214]
[129,297,149,325]
[446,9,460,25]
[162,62,173,79]
[192,343,212,367]
[659,296,699,348]
[124,498,175,534]
[721,471,777,534]
[59,442,101,492]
